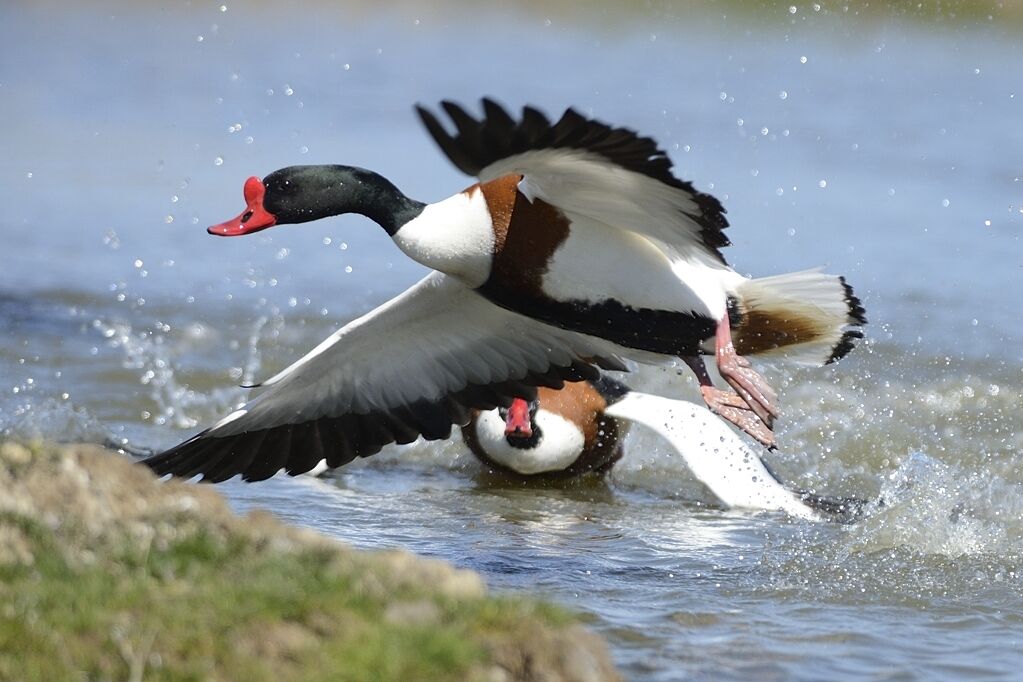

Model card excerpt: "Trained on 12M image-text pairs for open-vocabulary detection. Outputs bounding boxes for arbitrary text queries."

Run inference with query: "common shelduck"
[463,376,629,479]
[143,99,865,482]
[464,375,852,520]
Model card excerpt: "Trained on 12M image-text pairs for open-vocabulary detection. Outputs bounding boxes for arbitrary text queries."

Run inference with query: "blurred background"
[2,1,1022,679]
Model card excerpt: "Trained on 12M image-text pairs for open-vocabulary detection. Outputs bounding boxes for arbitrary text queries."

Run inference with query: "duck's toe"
[717,353,778,429]
[699,384,777,450]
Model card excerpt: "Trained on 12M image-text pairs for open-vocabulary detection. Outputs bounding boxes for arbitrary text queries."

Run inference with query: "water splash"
[0,396,110,444]
[847,452,1022,557]
[92,314,277,431]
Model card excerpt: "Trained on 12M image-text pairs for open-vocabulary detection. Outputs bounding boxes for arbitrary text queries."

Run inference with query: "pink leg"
[713,314,778,428]
[683,355,776,449]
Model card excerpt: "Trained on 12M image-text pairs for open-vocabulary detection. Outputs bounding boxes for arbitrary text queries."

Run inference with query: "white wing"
[417,99,731,264]
[145,272,624,482]
[603,391,823,520]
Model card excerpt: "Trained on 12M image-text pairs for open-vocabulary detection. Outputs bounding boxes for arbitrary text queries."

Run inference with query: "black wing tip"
[798,491,871,522]
[140,442,196,478]
[416,97,730,260]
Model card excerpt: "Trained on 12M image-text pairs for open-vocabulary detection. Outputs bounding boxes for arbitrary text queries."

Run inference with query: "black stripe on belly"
[478,284,717,356]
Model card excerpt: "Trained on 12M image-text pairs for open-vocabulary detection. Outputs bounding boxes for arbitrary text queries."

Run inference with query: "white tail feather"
[734,268,864,365]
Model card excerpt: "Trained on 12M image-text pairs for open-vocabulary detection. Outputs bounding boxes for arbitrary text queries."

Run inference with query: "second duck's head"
[498,397,542,449]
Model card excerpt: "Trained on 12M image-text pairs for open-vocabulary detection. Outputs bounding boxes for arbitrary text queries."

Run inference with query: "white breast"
[473,409,584,475]
[393,190,495,288]
[541,214,736,319]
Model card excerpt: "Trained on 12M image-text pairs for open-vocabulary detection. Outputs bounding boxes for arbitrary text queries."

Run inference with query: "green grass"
[0,516,573,681]
[0,441,607,681]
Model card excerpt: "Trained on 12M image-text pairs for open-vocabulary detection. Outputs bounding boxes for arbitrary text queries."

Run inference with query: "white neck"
[392,191,495,288]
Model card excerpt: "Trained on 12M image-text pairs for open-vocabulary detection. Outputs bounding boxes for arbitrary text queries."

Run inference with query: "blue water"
[2,2,1022,679]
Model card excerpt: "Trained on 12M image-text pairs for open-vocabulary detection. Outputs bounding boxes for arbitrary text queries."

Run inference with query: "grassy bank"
[0,442,618,681]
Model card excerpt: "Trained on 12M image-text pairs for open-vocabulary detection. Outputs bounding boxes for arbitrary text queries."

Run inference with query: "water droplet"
[164,215,174,224]
[789,5,797,13]
[196,35,204,42]
[761,127,769,135]
[322,237,332,245]
[942,198,950,208]
[343,63,351,71]
[736,118,744,126]
[299,145,309,154]
[984,219,992,226]
[170,195,179,203]
[888,187,896,196]
[787,227,797,236]
[220,4,227,11]
[284,85,294,96]
[719,91,727,101]
[818,179,827,188]
[26,171,33,179]
[344,265,353,274]
[214,156,224,166]
[779,90,788,100]
[971,318,979,326]
[776,187,784,196]
[800,55,808,64]
[244,136,254,144]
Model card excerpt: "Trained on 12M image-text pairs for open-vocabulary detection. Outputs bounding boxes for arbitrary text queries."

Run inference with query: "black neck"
[262,165,426,235]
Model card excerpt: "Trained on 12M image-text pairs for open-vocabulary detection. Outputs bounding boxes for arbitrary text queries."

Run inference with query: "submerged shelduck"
[464,376,629,479]
[144,99,865,482]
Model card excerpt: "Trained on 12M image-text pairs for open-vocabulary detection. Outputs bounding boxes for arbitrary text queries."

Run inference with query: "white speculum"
[474,409,584,474]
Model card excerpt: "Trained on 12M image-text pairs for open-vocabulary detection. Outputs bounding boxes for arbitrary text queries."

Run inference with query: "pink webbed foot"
[698,384,777,449]
[716,347,778,430]
[713,312,778,429]
[682,355,777,449]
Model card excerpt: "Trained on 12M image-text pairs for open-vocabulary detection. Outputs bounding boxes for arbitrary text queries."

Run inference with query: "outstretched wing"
[603,391,822,519]
[144,273,625,482]
[416,98,730,264]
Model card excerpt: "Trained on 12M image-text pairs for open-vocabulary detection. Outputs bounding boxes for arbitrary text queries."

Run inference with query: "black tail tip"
[826,277,867,364]
[839,276,868,326]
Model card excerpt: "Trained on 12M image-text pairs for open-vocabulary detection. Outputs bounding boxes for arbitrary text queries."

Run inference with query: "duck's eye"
[241,210,254,223]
